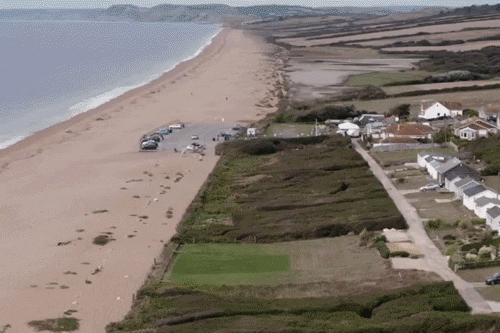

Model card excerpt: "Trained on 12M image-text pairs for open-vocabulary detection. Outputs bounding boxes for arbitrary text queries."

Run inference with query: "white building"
[419,101,463,120]
[337,122,360,137]
[454,119,498,141]
[454,178,480,199]
[463,185,496,211]
[486,206,500,231]
[445,175,463,192]
[475,196,500,219]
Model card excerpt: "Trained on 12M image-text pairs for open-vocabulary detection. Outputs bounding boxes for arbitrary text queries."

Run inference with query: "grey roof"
[429,160,442,169]
[424,156,433,163]
[436,158,461,174]
[487,206,500,219]
[463,184,487,197]
[474,196,500,207]
[455,177,477,188]
[445,173,463,182]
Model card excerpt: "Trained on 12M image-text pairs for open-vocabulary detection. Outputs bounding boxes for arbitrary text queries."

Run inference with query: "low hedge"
[376,241,390,259]
[457,259,500,270]
[461,237,500,252]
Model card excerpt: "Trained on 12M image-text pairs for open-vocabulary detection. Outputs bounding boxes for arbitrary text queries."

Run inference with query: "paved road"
[352,139,492,314]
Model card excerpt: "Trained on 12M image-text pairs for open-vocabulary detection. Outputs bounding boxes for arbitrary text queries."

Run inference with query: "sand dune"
[0,28,281,332]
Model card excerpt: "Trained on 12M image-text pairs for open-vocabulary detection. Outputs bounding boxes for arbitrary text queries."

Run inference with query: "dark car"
[485,272,500,285]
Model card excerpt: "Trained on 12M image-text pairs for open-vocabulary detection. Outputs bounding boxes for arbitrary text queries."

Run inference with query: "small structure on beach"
[247,128,257,137]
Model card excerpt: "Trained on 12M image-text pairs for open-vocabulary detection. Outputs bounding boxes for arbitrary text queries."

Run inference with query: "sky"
[1,0,499,9]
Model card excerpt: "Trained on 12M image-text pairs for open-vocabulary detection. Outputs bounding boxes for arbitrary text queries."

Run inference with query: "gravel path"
[352,139,492,314]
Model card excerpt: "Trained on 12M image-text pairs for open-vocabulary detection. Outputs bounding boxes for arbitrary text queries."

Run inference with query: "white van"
[169,123,185,130]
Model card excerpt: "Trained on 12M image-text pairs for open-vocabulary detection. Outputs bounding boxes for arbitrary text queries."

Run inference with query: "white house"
[454,178,479,199]
[454,119,498,141]
[463,185,496,211]
[486,206,500,231]
[445,175,463,192]
[419,101,463,120]
[475,196,500,219]
[359,114,385,126]
[364,121,386,139]
[435,158,461,182]
[337,122,360,137]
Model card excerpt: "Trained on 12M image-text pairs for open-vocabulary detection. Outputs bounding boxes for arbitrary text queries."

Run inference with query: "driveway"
[352,139,492,314]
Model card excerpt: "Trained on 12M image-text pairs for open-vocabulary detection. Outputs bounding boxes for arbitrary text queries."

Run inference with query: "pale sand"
[0,28,281,332]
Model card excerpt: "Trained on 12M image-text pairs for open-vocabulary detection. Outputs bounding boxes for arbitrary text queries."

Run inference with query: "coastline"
[0,27,226,162]
[0,27,282,332]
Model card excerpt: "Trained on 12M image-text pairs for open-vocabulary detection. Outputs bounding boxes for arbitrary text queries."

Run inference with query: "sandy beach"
[0,28,282,332]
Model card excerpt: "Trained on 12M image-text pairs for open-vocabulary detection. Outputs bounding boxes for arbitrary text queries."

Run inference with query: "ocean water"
[0,20,221,149]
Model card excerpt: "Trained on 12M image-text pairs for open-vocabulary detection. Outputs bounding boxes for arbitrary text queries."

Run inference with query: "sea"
[0,20,221,149]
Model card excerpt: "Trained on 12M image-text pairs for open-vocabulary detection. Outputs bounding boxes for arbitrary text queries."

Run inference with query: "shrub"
[446,245,458,256]
[376,241,390,259]
[28,318,79,332]
[374,235,387,243]
[426,219,442,230]
[471,218,486,225]
[92,235,115,246]
[465,253,478,261]
[397,177,405,183]
[389,251,410,258]
[479,246,492,261]
[430,296,470,312]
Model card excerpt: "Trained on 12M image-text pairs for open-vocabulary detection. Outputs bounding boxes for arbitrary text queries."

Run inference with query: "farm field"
[382,40,500,52]
[356,29,500,47]
[339,88,500,117]
[280,18,500,47]
[168,237,387,288]
[382,79,500,95]
[346,70,432,87]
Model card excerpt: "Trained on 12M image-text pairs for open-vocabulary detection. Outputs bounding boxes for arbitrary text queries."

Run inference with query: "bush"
[376,241,390,259]
[430,296,470,312]
[426,219,443,230]
[92,234,115,246]
[397,177,405,183]
[389,251,410,258]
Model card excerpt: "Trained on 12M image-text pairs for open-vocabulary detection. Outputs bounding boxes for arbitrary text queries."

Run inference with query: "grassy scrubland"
[173,136,405,244]
[105,281,500,333]
[346,71,432,87]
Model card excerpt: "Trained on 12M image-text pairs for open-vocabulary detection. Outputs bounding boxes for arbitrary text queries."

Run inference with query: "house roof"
[444,165,480,182]
[429,160,442,169]
[381,137,419,144]
[384,123,433,137]
[456,119,497,131]
[435,158,461,175]
[487,205,500,219]
[440,101,463,110]
[445,174,463,182]
[455,177,477,189]
[475,196,500,207]
[463,184,487,197]
[338,122,360,130]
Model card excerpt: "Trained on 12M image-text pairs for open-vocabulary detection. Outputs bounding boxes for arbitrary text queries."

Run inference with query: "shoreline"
[0,27,282,332]
[0,27,227,161]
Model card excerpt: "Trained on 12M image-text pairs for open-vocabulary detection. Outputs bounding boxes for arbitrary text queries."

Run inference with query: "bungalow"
[463,185,496,211]
[337,122,360,137]
[419,101,463,120]
[364,121,386,139]
[486,206,500,231]
[454,178,480,199]
[479,104,500,122]
[359,114,385,126]
[474,196,500,219]
[445,174,463,191]
[454,119,498,141]
[435,158,461,182]
[382,123,433,141]
[440,162,480,185]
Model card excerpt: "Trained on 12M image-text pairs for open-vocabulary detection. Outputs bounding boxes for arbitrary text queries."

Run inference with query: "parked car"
[486,272,500,285]
[169,123,185,130]
[420,183,441,192]
[142,134,161,143]
[141,140,158,150]
[191,135,199,140]
[157,128,172,135]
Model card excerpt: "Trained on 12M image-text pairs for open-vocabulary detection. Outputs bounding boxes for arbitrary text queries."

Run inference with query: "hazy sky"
[1,0,499,9]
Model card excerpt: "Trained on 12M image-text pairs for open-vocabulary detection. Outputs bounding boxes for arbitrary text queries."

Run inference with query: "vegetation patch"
[92,234,115,246]
[28,318,79,332]
[174,136,404,244]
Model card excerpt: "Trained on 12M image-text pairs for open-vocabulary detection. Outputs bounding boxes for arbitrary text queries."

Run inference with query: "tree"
[388,104,410,119]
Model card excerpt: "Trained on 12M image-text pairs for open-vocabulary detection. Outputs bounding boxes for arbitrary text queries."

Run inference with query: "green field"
[371,147,456,166]
[346,70,432,87]
[168,236,392,288]
[265,123,315,137]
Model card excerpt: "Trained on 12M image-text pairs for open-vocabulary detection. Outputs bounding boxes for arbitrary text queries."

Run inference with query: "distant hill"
[0,4,451,24]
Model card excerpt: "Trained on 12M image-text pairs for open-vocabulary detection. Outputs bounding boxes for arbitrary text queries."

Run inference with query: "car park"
[486,272,500,285]
[420,183,441,192]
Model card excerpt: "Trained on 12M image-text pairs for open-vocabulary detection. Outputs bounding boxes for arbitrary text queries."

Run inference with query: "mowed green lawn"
[168,236,386,287]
